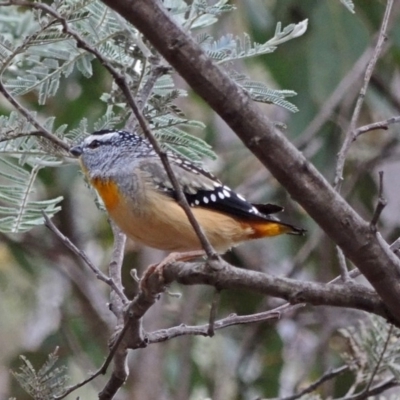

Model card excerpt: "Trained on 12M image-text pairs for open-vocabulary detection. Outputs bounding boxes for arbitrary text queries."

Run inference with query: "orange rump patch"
[243,221,292,239]
[91,178,121,211]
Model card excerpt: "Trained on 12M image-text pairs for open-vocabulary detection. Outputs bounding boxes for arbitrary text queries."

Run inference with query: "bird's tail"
[245,219,305,239]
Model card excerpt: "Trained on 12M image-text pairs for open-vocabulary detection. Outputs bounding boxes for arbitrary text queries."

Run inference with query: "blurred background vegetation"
[1,0,400,399]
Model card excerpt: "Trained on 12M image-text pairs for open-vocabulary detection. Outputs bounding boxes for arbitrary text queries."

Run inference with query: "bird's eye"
[88,140,100,149]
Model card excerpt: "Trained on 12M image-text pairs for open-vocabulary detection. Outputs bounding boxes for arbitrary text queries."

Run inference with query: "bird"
[70,129,304,255]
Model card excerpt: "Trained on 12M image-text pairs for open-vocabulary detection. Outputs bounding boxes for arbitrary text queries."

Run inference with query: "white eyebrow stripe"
[83,132,118,145]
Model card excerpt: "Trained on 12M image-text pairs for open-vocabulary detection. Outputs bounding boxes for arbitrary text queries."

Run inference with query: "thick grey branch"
[162,260,391,323]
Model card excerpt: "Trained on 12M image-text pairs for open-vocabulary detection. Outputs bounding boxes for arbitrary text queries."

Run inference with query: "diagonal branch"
[340,377,398,400]
[334,0,394,188]
[42,211,128,304]
[361,323,393,397]
[278,365,349,400]
[99,0,400,325]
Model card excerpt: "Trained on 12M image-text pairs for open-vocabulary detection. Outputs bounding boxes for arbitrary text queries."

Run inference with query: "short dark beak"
[70,145,82,157]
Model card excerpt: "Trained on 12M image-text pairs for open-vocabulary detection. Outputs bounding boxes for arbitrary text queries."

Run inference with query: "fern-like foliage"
[340,315,400,387]
[151,115,214,162]
[0,158,62,233]
[197,18,306,112]
[0,0,308,233]
[199,19,308,66]
[2,2,119,104]
[231,72,298,113]
[283,317,399,400]
[0,112,64,232]
[12,348,68,400]
[340,0,355,14]
[164,0,234,30]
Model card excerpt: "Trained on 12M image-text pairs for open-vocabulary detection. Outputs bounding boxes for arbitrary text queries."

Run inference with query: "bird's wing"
[138,154,285,222]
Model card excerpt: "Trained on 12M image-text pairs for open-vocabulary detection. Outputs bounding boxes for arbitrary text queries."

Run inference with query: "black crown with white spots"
[91,129,156,157]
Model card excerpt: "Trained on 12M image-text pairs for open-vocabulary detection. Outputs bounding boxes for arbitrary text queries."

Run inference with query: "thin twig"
[354,115,400,138]
[137,57,170,110]
[295,47,375,149]
[108,220,128,319]
[207,289,221,337]
[0,80,69,152]
[42,211,128,304]
[334,0,393,189]
[0,4,58,75]
[370,171,387,231]
[102,221,129,397]
[277,365,349,400]
[0,130,43,143]
[328,235,400,286]
[54,320,135,400]
[362,324,393,396]
[336,246,351,282]
[125,56,169,131]
[390,237,400,257]
[340,377,398,400]
[148,309,282,343]
[341,138,398,200]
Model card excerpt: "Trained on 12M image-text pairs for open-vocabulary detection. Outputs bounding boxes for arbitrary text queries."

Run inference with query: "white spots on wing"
[218,192,225,199]
[203,196,209,204]
[223,189,230,197]
[195,199,200,205]
[210,194,217,202]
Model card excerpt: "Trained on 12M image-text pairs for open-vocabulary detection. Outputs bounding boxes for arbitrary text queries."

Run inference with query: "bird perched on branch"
[70,129,304,254]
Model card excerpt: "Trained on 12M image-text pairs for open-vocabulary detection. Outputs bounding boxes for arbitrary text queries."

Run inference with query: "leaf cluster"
[340,315,400,390]
[12,348,68,400]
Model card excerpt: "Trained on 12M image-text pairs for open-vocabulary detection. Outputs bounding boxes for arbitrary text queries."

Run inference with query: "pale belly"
[107,191,254,253]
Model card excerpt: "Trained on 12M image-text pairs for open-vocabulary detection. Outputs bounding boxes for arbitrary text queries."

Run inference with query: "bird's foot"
[139,250,206,296]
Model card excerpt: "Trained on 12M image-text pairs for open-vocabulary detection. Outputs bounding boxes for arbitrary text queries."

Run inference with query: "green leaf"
[231,72,298,112]
[0,158,62,233]
[340,0,355,14]
[12,348,68,400]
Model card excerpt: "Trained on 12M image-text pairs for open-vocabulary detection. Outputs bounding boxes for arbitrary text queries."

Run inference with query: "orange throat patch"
[90,177,121,211]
